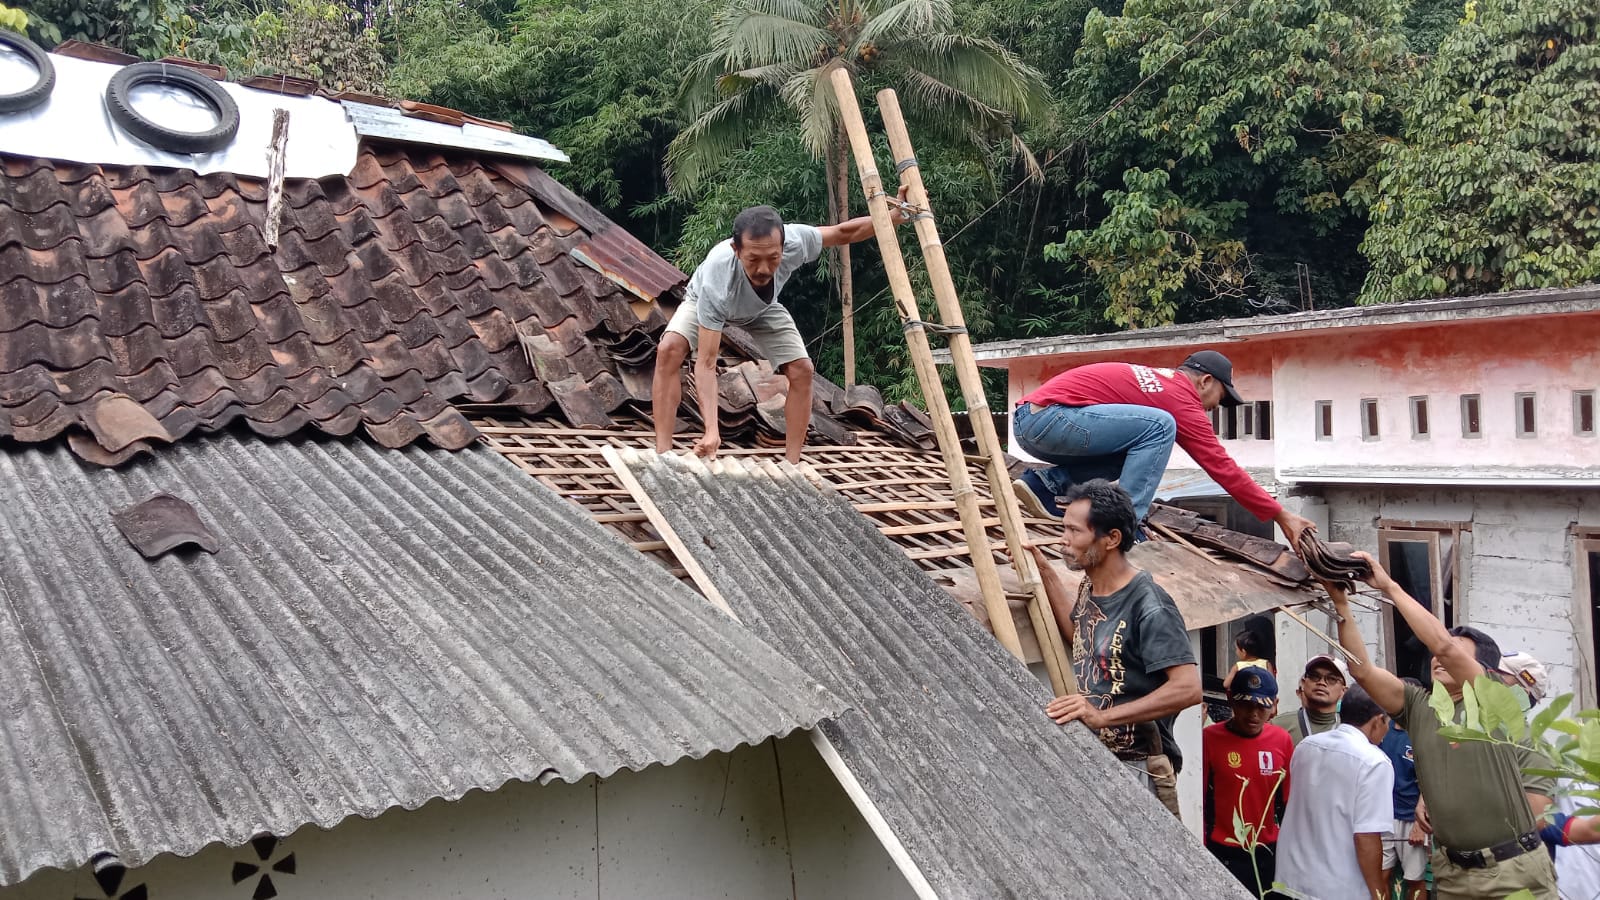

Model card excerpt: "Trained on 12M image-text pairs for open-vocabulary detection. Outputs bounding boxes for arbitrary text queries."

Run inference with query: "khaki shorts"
[665,299,809,369]
[1432,843,1556,900]
[1383,818,1429,881]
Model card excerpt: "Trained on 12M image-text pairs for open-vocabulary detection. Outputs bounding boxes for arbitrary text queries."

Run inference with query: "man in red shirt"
[1012,352,1314,545]
[1204,665,1293,897]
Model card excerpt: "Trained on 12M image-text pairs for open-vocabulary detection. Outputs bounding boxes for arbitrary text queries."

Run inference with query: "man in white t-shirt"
[652,195,910,463]
[1277,683,1394,900]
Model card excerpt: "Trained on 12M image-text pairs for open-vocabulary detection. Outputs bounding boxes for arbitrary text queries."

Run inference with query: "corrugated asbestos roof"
[0,436,842,887]
[621,453,1253,900]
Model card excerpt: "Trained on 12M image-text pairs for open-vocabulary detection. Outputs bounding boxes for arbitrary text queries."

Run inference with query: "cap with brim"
[1229,666,1279,707]
[1181,350,1244,407]
[1303,654,1351,683]
[1498,651,1551,702]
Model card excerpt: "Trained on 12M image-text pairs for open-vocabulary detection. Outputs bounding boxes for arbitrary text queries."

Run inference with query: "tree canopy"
[24,0,1599,399]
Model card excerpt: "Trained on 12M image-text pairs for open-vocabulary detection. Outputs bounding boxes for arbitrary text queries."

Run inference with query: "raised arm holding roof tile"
[1327,552,1558,900]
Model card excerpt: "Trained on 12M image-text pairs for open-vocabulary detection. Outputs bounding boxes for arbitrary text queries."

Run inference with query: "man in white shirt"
[1278,683,1394,900]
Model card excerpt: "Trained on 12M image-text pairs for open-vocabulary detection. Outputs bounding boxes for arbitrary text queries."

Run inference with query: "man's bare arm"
[1327,579,1407,714]
[1047,664,1200,727]
[1025,545,1076,645]
[1356,551,1484,689]
[691,327,723,456]
[1354,832,1385,899]
[818,187,911,246]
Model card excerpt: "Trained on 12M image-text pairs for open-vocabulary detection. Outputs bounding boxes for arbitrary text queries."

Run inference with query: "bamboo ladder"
[829,69,1075,694]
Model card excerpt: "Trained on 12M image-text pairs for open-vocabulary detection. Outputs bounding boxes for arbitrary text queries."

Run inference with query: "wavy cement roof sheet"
[0,436,842,887]
[0,146,684,458]
[621,453,1253,900]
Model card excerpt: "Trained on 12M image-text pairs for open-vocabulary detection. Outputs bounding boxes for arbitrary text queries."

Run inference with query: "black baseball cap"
[1181,350,1244,407]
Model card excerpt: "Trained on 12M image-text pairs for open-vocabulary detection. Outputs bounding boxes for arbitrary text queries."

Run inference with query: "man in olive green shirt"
[1326,554,1556,900]
[1271,654,1349,745]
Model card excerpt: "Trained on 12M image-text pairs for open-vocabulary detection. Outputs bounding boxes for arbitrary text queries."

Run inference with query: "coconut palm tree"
[667,0,1048,385]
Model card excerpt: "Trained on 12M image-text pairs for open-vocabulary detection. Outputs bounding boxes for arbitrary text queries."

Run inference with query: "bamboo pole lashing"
[874,88,1075,695]
[828,68,1027,664]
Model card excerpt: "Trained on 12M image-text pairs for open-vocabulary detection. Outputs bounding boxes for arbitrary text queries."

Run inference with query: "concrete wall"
[1001,314,1600,481]
[1316,484,1600,702]
[5,734,915,900]
[1271,317,1600,477]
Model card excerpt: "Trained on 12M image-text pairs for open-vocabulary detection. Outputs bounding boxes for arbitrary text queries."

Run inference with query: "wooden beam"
[602,447,735,617]
[878,517,1001,537]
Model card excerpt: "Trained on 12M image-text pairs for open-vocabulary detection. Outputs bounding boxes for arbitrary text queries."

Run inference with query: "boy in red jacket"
[1204,665,1294,897]
[1013,353,1314,545]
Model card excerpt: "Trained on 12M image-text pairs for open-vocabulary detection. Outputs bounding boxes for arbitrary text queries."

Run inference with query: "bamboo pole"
[875,89,1075,696]
[828,68,1026,664]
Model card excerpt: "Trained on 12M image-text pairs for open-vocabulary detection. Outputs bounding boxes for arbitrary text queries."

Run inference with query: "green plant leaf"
[1462,679,1482,732]
[1429,677,1456,726]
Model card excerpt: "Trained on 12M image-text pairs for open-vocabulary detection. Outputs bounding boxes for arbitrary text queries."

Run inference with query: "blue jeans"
[1012,402,1177,523]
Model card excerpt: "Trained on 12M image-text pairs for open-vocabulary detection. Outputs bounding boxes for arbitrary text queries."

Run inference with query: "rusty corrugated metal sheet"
[572,227,687,301]
[621,453,1253,900]
[0,437,842,887]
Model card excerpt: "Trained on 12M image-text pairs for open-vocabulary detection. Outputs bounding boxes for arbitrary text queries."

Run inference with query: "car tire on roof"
[0,30,56,114]
[105,61,240,154]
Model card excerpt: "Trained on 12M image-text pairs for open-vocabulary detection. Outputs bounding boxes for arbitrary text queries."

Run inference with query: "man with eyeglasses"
[1272,654,1350,746]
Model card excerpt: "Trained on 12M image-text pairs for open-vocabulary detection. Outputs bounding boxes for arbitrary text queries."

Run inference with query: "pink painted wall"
[1006,343,1277,471]
[1002,313,1600,478]
[1270,315,1600,474]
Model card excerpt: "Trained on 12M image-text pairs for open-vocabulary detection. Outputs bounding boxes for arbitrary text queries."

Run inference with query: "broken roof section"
[0,435,842,887]
[618,452,1251,900]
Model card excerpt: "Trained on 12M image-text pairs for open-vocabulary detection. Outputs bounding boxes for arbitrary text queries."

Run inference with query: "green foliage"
[0,3,28,30]
[238,0,386,92]
[1432,678,1600,817]
[1226,766,1287,899]
[1358,0,1600,302]
[1048,167,1247,327]
[391,0,715,234]
[667,0,1051,196]
[26,0,188,57]
[1050,0,1413,325]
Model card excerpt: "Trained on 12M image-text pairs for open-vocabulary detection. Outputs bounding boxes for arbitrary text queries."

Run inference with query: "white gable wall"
[5,733,916,900]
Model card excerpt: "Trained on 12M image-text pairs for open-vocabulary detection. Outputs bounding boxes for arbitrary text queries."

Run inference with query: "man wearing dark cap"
[1203,666,1294,896]
[1012,353,1315,545]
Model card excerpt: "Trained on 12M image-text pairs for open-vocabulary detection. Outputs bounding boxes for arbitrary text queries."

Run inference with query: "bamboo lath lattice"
[473,411,1065,583]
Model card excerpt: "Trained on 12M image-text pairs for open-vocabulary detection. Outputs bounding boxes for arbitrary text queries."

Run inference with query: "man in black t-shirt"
[1030,479,1201,816]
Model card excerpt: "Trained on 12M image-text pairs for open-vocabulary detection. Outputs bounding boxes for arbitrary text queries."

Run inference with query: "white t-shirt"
[687,224,823,330]
[1277,723,1395,900]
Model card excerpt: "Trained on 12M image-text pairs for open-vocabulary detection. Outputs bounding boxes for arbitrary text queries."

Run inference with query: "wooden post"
[263,108,290,250]
[875,90,1074,695]
[828,69,1026,664]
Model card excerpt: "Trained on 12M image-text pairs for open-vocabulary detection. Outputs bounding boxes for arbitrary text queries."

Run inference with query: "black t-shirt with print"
[1071,570,1196,761]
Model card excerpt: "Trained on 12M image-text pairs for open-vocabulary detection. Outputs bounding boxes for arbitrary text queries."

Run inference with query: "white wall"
[1317,485,1600,701]
[5,734,915,900]
[1271,320,1600,478]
